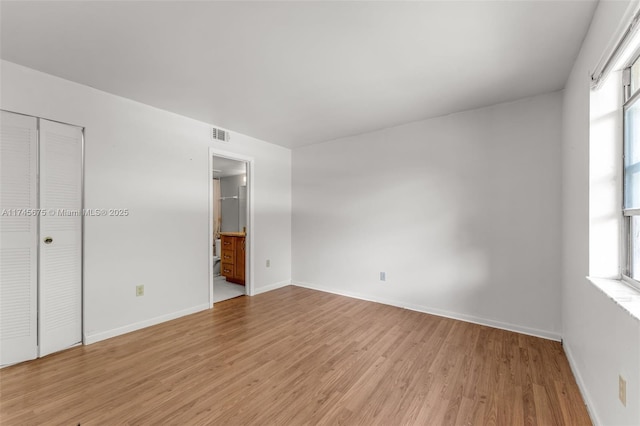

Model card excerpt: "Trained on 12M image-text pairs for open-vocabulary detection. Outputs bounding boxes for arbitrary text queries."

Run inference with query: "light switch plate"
[619,375,626,406]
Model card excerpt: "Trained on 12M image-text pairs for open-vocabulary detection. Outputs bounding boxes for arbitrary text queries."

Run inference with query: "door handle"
[44,237,53,244]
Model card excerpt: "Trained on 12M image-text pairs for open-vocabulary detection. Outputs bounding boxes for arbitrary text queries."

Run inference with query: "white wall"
[0,60,292,343]
[562,1,640,424]
[292,91,563,339]
[219,174,245,233]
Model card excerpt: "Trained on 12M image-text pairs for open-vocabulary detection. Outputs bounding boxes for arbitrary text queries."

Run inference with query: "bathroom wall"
[220,174,246,232]
[292,90,563,339]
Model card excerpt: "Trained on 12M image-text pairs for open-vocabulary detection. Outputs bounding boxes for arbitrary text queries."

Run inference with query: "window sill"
[586,276,640,322]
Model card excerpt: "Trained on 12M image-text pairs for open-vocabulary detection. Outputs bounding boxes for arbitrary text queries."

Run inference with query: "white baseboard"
[292,281,561,341]
[84,303,210,345]
[85,281,292,344]
[252,280,291,296]
[563,341,599,426]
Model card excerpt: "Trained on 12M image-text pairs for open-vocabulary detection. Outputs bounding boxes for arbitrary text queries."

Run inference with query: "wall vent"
[212,127,230,142]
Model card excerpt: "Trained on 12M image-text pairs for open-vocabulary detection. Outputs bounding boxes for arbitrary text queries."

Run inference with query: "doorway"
[209,149,252,305]
[0,110,83,366]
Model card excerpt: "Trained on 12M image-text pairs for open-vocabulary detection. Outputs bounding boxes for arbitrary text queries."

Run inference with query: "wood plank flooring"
[0,286,591,425]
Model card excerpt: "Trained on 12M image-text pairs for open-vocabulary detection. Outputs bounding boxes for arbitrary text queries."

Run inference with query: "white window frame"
[622,62,640,290]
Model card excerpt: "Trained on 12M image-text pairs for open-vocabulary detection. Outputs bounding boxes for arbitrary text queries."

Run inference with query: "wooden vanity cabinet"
[220,233,245,285]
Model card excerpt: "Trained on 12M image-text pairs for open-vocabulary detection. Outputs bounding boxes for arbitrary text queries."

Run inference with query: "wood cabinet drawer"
[221,249,235,263]
[219,234,245,286]
[221,263,234,277]
[221,236,235,251]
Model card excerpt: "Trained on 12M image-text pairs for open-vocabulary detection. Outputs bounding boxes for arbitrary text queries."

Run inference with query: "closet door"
[38,119,82,357]
[0,111,39,365]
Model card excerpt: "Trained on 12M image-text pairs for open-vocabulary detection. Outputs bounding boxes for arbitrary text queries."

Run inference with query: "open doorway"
[211,154,249,304]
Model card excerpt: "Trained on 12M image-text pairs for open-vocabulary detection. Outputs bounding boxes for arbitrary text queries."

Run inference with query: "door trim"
[208,147,254,308]
[80,125,85,346]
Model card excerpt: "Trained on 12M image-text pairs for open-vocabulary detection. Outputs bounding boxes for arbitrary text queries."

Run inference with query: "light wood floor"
[0,286,591,425]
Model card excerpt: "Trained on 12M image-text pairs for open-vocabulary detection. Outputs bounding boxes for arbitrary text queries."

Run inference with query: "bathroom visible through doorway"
[211,154,250,304]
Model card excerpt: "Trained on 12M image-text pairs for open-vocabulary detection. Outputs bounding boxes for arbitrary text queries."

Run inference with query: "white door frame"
[209,147,255,308]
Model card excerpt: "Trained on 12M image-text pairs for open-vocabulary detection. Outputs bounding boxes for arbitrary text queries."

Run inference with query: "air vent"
[212,127,230,142]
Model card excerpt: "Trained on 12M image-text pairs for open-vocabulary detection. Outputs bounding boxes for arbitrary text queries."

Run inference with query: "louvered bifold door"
[38,119,82,357]
[0,111,39,365]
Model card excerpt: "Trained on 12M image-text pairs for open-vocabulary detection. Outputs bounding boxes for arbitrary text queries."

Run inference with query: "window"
[623,59,640,285]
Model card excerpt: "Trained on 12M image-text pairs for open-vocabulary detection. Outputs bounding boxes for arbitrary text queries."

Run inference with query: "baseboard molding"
[252,280,291,296]
[292,281,561,341]
[86,282,292,344]
[563,341,599,426]
[84,303,210,345]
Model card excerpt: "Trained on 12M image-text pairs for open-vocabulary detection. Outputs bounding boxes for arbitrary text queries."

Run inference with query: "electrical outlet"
[136,285,144,297]
[619,375,627,406]
[266,259,271,268]
[380,272,386,281]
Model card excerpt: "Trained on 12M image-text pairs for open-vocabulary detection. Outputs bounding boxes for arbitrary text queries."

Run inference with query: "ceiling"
[0,1,597,149]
